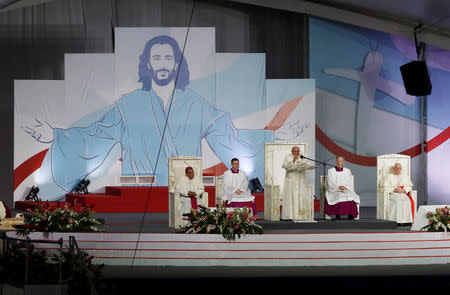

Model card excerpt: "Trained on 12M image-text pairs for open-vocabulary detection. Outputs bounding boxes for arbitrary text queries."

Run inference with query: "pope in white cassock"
[221,158,257,215]
[381,163,415,223]
[175,166,204,225]
[325,156,360,220]
[281,146,313,221]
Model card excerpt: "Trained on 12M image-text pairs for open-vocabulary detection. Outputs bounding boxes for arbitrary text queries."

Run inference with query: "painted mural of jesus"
[24,35,274,191]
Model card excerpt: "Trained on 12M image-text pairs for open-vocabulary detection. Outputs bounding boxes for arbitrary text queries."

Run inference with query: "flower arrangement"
[21,200,105,235]
[421,206,450,232]
[183,202,263,241]
[0,239,107,293]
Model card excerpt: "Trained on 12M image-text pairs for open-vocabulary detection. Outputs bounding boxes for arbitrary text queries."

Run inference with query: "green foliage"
[21,201,104,235]
[0,241,57,286]
[183,203,263,241]
[0,239,107,294]
[421,206,450,232]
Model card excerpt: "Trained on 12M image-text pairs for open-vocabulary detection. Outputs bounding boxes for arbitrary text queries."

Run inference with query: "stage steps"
[11,231,450,267]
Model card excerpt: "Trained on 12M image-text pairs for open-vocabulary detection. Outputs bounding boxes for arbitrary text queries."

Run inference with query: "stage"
[8,228,449,268]
[95,210,400,233]
[6,207,450,268]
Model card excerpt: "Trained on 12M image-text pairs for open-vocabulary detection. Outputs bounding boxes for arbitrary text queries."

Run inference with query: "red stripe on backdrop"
[315,125,376,166]
[13,149,48,190]
[202,162,228,177]
[426,126,450,152]
[264,96,303,130]
[316,125,450,166]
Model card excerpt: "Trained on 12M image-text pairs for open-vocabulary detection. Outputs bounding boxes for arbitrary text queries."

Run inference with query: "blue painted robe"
[51,88,273,191]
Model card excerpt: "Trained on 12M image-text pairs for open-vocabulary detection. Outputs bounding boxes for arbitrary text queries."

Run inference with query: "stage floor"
[97,207,406,233]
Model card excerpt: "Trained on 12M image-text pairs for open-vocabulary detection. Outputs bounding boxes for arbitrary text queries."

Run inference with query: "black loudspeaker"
[400,60,432,96]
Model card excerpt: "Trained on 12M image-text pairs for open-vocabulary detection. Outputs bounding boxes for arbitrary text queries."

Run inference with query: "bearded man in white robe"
[221,158,257,215]
[175,166,204,224]
[281,146,313,221]
[381,163,415,223]
[325,155,360,220]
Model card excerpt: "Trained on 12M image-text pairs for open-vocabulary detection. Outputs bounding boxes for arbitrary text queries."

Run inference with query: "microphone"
[300,155,305,159]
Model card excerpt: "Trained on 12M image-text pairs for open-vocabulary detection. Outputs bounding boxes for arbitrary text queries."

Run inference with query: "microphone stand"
[300,155,334,177]
[300,155,335,220]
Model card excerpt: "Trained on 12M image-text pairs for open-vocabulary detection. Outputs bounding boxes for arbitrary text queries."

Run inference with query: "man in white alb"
[325,155,360,220]
[175,166,204,224]
[221,158,257,215]
[281,146,313,221]
[381,163,415,223]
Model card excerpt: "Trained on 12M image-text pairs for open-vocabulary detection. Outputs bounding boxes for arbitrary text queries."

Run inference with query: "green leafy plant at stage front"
[421,206,450,232]
[183,203,263,241]
[0,238,108,294]
[21,200,105,235]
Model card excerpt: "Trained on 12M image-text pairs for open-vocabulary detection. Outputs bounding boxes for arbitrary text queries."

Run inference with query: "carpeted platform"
[258,219,398,231]
[96,211,405,233]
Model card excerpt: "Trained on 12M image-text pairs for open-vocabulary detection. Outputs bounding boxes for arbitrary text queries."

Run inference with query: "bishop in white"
[325,156,360,220]
[221,158,257,215]
[175,166,204,224]
[381,163,415,223]
[281,146,312,221]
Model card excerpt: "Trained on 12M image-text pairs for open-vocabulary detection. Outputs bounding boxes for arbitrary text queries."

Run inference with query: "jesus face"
[148,43,178,86]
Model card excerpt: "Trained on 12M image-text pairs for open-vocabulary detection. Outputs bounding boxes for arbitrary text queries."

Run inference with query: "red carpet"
[15,186,320,213]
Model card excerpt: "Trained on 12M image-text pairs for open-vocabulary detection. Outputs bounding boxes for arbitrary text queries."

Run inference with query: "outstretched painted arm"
[51,106,123,192]
[203,110,273,181]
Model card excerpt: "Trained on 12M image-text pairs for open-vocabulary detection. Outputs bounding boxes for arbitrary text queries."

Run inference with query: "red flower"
[68,218,72,223]
[429,219,433,224]
[205,216,208,220]
[249,215,258,221]
[26,208,33,214]
[60,216,66,221]
[235,225,239,229]
[227,211,234,219]
[194,223,199,227]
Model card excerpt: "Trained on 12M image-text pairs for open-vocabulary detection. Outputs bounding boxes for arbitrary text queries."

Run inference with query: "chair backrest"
[376,154,411,191]
[168,156,203,193]
[215,176,223,204]
[264,142,307,194]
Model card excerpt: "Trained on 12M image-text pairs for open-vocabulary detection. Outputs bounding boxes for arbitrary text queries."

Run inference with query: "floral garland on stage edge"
[183,203,263,241]
[20,201,105,235]
[421,206,450,232]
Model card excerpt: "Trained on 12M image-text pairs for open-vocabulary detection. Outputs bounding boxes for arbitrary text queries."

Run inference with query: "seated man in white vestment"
[221,158,257,215]
[175,166,204,224]
[281,146,312,221]
[325,155,360,220]
[381,163,415,223]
